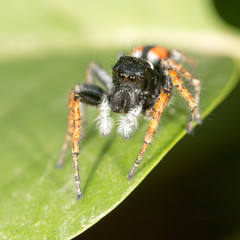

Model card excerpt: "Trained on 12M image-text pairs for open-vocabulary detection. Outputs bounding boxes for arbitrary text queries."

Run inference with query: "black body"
[75,55,171,115]
[110,56,167,114]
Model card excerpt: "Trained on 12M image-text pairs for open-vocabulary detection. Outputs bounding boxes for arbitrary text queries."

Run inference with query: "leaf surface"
[0,51,238,239]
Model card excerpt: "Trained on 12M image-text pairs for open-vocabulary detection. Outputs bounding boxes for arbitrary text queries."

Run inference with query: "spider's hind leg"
[162,59,202,126]
[170,49,197,73]
[166,68,200,133]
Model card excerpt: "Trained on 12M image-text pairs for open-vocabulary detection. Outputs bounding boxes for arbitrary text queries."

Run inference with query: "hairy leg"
[58,84,107,199]
[162,59,201,124]
[167,69,200,132]
[128,82,172,179]
[86,62,113,91]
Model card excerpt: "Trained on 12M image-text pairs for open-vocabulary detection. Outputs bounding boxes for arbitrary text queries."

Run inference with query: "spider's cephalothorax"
[57,45,202,199]
[110,56,156,114]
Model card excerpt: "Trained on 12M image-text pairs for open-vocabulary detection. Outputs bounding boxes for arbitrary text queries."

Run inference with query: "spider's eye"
[118,72,124,78]
[129,75,134,80]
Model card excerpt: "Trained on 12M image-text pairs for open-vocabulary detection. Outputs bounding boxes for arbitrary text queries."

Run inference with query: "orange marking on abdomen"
[149,46,170,59]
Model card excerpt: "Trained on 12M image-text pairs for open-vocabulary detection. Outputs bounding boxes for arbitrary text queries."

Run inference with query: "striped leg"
[58,84,107,200]
[71,93,83,200]
[57,88,83,199]
[170,49,197,72]
[162,59,201,124]
[128,88,171,179]
[85,62,113,91]
[168,69,199,133]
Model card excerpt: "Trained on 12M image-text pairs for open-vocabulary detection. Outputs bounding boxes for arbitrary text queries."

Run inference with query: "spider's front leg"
[71,90,82,199]
[58,84,107,200]
[128,81,172,179]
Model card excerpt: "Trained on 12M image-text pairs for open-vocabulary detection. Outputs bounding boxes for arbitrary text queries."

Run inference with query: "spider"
[57,45,202,200]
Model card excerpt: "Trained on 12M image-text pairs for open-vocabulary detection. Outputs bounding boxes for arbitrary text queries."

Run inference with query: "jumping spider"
[57,46,202,199]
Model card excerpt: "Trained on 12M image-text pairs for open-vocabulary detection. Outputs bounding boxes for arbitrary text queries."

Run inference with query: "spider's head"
[110,56,154,113]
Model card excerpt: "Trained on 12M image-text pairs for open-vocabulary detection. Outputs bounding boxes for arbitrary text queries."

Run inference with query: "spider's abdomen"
[131,45,170,65]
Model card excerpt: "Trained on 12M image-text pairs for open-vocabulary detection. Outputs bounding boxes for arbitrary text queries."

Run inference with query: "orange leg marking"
[71,95,83,199]
[128,89,170,179]
[169,69,199,132]
[57,89,83,199]
[165,59,201,117]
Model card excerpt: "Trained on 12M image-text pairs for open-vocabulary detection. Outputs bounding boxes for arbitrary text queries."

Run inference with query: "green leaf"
[0,50,239,239]
[0,0,240,238]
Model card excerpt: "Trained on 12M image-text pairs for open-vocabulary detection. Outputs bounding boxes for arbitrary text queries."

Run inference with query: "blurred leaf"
[0,51,239,239]
[0,0,239,58]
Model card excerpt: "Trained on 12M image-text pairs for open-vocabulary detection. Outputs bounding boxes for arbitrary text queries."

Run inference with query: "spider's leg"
[170,49,197,72]
[167,69,199,133]
[58,84,107,200]
[86,62,113,91]
[71,92,82,199]
[128,84,172,179]
[162,59,201,124]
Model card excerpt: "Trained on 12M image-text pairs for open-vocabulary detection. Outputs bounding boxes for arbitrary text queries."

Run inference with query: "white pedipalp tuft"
[96,96,113,136]
[117,105,142,139]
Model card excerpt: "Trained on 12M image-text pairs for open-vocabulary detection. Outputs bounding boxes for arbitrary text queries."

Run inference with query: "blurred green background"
[0,0,240,239]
